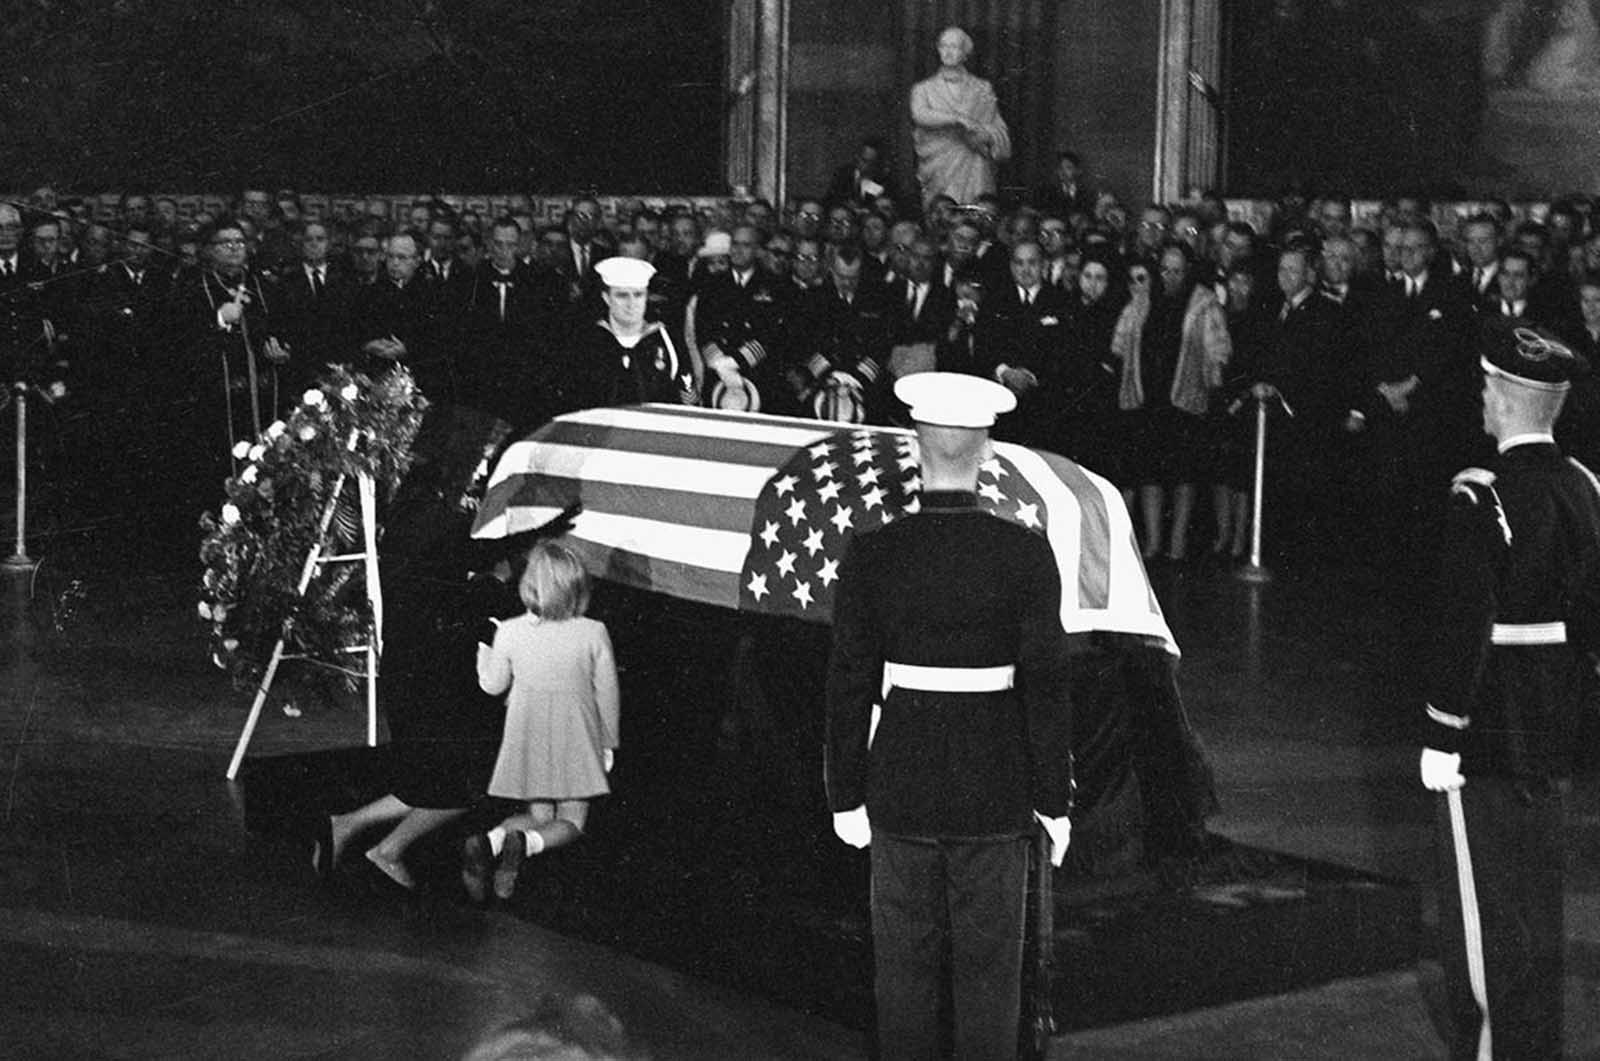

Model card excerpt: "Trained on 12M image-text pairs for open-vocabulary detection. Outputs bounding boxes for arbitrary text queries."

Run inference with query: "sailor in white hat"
[570,256,693,409]
[825,370,1073,1060]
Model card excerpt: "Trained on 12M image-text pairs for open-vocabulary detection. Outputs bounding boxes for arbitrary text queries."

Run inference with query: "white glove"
[1419,748,1465,792]
[1034,811,1072,867]
[603,748,615,773]
[832,805,871,849]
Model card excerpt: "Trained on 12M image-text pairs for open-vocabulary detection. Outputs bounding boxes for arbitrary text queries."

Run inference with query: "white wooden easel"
[225,432,384,780]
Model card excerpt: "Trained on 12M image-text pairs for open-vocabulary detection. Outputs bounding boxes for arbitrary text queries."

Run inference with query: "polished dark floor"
[3,509,1599,1058]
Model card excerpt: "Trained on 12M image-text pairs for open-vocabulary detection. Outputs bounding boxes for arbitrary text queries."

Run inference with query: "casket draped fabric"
[472,404,1178,655]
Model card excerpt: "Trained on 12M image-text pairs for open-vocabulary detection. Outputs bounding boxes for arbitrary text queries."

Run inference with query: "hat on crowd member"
[712,374,761,413]
[812,373,866,424]
[1480,318,1588,393]
[595,256,655,290]
[698,230,732,258]
[893,371,1015,429]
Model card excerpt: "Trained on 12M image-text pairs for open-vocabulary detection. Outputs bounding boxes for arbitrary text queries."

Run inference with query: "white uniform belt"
[1490,621,1566,645]
[881,662,1016,693]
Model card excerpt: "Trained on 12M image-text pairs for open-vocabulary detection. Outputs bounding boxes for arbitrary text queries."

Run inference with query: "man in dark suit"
[979,239,1073,450]
[1032,149,1095,219]
[1360,220,1477,551]
[827,370,1073,1061]
[1252,246,1362,560]
[353,230,446,398]
[275,220,357,391]
[889,236,955,347]
[1460,213,1503,312]
[457,218,563,427]
[825,138,893,207]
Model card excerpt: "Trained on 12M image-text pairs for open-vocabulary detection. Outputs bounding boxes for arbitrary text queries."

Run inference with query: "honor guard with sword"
[825,371,1075,1060]
[1419,320,1600,1060]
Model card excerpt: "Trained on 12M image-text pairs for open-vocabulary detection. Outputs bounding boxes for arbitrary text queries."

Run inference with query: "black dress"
[380,498,518,809]
[1124,288,1211,485]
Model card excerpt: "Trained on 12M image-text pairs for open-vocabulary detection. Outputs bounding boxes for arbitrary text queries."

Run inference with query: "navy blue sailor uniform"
[1421,435,1600,1059]
[826,489,1074,1061]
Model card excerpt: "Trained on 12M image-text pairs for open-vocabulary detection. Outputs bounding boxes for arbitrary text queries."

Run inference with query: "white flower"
[340,383,359,402]
[47,381,66,399]
[222,637,238,651]
[240,466,258,485]
[297,424,317,441]
[221,503,241,525]
[198,601,213,620]
[214,605,229,622]
[302,388,326,408]
[248,444,265,462]
[266,420,286,439]
[231,440,251,460]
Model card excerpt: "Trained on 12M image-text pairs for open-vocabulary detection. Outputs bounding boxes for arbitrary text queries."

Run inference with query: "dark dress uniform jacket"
[825,493,1075,837]
[1421,441,1600,779]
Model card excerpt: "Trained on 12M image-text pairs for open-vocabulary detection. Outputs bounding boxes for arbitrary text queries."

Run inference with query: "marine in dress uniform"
[1419,320,1600,1060]
[826,373,1074,1061]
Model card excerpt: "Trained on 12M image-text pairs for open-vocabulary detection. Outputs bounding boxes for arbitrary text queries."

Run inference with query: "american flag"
[473,404,1176,653]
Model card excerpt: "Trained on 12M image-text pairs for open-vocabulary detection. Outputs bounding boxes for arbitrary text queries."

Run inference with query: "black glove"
[476,617,500,647]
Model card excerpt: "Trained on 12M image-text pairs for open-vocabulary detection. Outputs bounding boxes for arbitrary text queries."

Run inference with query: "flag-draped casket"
[472,404,1215,864]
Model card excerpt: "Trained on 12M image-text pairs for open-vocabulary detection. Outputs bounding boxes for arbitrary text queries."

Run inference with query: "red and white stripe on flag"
[473,404,1177,654]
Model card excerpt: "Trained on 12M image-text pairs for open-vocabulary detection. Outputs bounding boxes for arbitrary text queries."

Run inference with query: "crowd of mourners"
[6,147,1600,566]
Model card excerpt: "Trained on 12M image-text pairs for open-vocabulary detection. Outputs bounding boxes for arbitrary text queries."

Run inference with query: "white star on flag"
[808,443,832,458]
[817,557,840,586]
[978,481,1005,504]
[760,521,780,547]
[785,496,808,526]
[904,497,920,514]
[774,475,798,497]
[981,457,1008,478]
[902,475,921,494]
[857,466,881,487]
[776,550,797,576]
[819,480,843,502]
[792,581,814,608]
[830,505,855,533]
[853,448,877,467]
[861,485,886,510]
[897,452,918,470]
[746,573,769,600]
[1016,501,1041,529]
[803,527,826,556]
[813,459,837,482]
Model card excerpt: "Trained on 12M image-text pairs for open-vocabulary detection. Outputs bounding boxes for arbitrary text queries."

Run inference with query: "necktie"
[1474,267,1485,292]
[311,268,323,299]
[1279,302,1290,323]
[493,278,511,321]
[577,244,588,275]
[1,260,10,278]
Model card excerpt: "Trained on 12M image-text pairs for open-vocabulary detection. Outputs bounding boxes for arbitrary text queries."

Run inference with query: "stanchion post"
[5,382,36,571]
[1236,395,1272,584]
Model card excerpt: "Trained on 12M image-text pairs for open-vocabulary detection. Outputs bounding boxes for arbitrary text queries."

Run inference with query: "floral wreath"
[198,365,429,687]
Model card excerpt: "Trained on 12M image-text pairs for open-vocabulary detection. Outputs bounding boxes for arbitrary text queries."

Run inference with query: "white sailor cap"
[594,256,656,290]
[893,370,1016,428]
[697,230,732,258]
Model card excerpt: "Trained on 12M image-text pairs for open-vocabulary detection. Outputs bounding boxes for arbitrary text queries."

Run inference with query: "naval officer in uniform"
[825,371,1075,1060]
[1419,320,1600,1060]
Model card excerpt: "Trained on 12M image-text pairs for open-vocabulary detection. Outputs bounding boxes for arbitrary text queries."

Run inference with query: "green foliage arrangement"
[198,365,428,687]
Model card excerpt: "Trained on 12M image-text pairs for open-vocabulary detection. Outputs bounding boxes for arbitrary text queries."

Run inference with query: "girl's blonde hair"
[518,540,591,620]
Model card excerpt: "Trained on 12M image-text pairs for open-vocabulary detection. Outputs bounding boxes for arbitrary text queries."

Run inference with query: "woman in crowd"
[1112,239,1231,560]
[1060,246,1127,479]
[1214,259,1272,558]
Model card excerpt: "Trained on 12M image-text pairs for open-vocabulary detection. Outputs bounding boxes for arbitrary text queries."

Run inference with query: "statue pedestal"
[1470,88,1600,196]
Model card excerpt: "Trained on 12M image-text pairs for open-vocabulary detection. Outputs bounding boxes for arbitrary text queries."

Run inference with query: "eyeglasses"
[211,238,246,248]
[796,254,820,262]
[797,211,821,220]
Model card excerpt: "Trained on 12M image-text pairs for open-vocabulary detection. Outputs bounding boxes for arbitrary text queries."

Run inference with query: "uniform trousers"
[1434,776,1565,1060]
[870,832,1029,1061]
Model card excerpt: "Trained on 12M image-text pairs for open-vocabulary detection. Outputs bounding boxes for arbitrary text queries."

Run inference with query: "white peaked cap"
[595,256,656,290]
[894,370,1016,428]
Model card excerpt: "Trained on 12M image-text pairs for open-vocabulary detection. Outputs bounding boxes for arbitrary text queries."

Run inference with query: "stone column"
[724,0,790,202]
[1153,0,1222,202]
